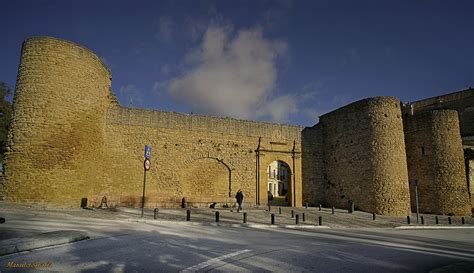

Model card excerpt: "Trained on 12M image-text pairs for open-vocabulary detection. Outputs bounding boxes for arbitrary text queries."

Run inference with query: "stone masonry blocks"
[4,37,113,206]
[315,97,411,216]
[404,110,471,215]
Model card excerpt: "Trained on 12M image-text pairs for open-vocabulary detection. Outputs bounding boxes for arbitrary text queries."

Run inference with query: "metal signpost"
[145,145,151,160]
[141,145,151,217]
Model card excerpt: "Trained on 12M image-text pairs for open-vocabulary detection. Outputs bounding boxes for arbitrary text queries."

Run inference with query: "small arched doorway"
[267,160,291,206]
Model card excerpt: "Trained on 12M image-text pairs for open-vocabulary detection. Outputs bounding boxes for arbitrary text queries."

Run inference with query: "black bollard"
[332,206,335,214]
[448,217,452,225]
[372,213,376,220]
[421,215,424,225]
[302,213,305,222]
[435,216,439,224]
[319,204,322,211]
[296,214,299,225]
[279,207,281,215]
[186,209,191,221]
[291,210,294,218]
[153,208,159,220]
[462,217,465,225]
[80,198,88,208]
[318,216,322,226]
[271,214,275,225]
[407,216,410,224]
[243,212,247,223]
[215,211,220,223]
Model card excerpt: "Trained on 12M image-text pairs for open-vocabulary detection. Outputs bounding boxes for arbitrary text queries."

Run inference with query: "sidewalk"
[1,201,472,257]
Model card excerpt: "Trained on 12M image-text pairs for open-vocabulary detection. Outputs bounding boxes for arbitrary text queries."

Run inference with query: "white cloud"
[168,26,290,121]
[299,81,326,100]
[257,95,297,122]
[184,14,212,42]
[303,108,323,123]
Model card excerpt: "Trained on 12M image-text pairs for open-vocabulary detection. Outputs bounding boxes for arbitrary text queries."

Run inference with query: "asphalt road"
[1,222,473,273]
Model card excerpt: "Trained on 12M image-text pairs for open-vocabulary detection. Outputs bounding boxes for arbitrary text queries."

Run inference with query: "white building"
[267,161,289,197]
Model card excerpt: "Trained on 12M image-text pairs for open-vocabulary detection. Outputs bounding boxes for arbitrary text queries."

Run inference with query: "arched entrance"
[180,157,231,205]
[255,137,302,207]
[267,160,291,206]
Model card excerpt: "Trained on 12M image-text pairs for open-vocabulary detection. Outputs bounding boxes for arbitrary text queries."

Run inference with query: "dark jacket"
[235,191,244,203]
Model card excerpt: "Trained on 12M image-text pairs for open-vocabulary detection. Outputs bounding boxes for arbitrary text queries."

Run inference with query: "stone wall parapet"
[106,106,304,141]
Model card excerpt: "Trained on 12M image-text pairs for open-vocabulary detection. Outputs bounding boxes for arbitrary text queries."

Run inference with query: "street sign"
[144,159,151,171]
[145,145,151,159]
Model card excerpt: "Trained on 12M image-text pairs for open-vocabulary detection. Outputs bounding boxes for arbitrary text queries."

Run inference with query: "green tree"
[0,82,12,161]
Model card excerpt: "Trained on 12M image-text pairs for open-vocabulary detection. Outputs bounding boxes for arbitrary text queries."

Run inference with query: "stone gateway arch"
[2,37,472,216]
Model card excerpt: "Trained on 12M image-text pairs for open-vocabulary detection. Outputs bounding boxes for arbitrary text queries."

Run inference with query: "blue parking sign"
[145,145,151,159]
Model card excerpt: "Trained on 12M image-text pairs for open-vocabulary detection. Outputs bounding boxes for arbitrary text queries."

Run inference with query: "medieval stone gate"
[256,139,302,207]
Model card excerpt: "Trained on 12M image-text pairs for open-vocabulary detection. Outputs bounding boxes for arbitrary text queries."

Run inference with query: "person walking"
[235,189,244,212]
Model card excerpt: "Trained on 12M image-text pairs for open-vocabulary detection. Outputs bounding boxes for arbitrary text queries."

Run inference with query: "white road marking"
[180,249,251,272]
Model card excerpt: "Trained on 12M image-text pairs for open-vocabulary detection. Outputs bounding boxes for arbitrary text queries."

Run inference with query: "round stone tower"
[405,110,471,215]
[319,97,411,216]
[4,37,115,206]
[366,97,412,215]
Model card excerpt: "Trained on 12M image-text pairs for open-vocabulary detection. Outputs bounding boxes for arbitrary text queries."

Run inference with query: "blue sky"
[1,0,473,126]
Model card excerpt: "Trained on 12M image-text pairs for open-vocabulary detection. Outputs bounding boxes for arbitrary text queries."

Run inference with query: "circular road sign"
[144,159,151,171]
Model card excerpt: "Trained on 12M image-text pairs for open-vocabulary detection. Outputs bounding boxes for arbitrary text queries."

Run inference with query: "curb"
[0,230,89,256]
[395,226,474,230]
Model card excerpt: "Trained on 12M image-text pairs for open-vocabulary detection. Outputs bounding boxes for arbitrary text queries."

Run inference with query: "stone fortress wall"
[3,37,303,209]
[102,107,303,208]
[302,97,471,216]
[3,36,472,216]
[302,96,472,216]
